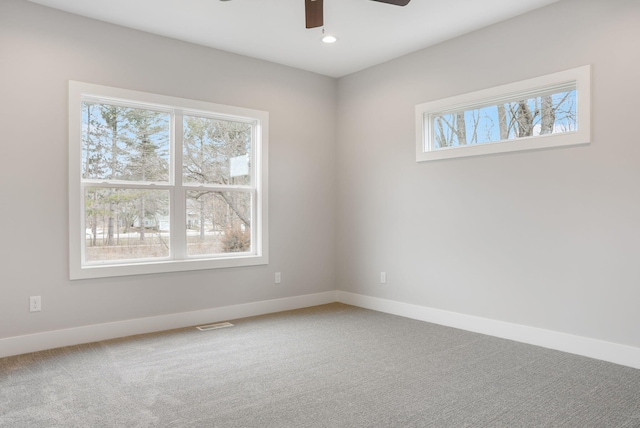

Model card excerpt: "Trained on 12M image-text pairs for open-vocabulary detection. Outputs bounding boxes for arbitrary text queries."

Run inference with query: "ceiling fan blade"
[370,0,411,5]
[305,0,323,29]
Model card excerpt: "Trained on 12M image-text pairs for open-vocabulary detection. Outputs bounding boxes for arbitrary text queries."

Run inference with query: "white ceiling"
[27,0,559,78]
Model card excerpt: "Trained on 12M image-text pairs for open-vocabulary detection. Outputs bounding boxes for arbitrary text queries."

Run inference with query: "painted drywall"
[2,0,639,359]
[0,0,337,339]
[336,0,640,349]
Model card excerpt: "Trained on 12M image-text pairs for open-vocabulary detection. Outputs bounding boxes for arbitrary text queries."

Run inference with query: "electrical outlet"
[380,272,387,284]
[30,296,41,312]
[275,272,281,284]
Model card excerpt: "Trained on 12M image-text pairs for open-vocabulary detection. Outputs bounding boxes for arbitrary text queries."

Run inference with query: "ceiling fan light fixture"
[322,34,337,44]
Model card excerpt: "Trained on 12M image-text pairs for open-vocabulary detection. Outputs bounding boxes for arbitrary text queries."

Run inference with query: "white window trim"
[69,81,268,280]
[415,65,591,162]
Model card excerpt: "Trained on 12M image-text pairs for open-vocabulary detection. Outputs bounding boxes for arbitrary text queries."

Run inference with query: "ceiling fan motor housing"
[305,0,410,30]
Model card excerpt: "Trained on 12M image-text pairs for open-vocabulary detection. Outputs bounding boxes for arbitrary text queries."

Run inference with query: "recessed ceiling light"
[322,35,337,44]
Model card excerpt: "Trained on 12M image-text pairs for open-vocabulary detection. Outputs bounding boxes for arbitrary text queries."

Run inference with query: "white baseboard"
[0,291,338,359]
[4,290,638,370]
[336,291,640,370]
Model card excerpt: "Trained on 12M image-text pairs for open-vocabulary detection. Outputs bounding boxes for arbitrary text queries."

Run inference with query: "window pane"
[82,102,170,182]
[431,89,577,149]
[84,188,170,262]
[183,116,252,186]
[186,190,251,256]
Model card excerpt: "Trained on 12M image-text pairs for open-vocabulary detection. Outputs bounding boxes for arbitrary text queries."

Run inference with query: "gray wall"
[0,0,337,338]
[336,0,640,348]
[2,0,639,353]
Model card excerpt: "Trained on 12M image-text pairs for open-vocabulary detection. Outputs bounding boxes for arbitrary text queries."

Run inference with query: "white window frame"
[69,81,268,280]
[415,65,591,162]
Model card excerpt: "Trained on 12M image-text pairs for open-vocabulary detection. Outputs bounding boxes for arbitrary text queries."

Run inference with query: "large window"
[69,82,268,279]
[416,66,590,161]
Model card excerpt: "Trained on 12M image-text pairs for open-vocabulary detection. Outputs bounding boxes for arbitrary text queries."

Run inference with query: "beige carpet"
[1,303,639,427]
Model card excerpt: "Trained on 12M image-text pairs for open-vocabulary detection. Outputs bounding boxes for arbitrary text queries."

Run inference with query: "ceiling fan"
[305,0,411,29]
[218,1,411,30]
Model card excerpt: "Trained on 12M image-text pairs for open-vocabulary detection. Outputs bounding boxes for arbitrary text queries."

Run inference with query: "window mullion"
[182,184,254,192]
[172,111,186,260]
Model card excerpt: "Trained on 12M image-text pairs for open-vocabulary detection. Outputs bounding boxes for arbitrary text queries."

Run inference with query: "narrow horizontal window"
[416,66,590,162]
[69,82,268,279]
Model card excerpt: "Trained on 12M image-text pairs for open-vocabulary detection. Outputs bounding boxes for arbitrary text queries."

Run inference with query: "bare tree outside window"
[432,89,577,150]
[183,116,252,255]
